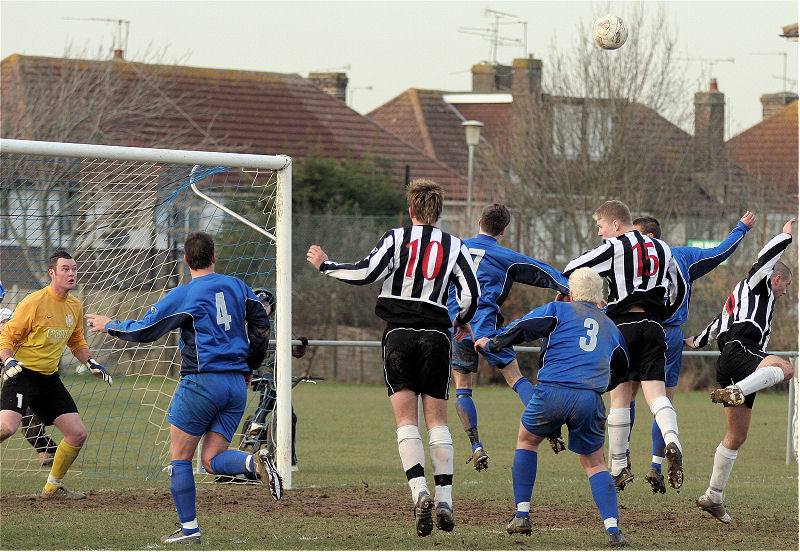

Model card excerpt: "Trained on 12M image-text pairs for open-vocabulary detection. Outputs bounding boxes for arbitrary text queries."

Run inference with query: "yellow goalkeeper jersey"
[0,285,88,375]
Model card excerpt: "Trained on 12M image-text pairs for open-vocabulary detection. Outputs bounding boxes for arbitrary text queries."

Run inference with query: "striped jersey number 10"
[216,291,232,330]
[405,239,444,280]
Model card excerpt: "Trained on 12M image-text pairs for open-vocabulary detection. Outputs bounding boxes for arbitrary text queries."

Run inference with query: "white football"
[592,14,628,50]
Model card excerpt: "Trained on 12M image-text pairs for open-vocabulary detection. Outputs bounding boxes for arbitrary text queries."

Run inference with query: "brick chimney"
[760,91,798,120]
[511,56,542,99]
[694,79,725,172]
[308,72,348,102]
[471,63,497,91]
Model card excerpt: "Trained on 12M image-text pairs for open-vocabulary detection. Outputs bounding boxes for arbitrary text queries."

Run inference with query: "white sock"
[428,425,454,506]
[246,455,254,472]
[707,443,738,502]
[650,396,681,451]
[603,518,619,531]
[397,424,428,502]
[607,408,630,475]
[516,501,531,514]
[735,366,784,396]
[651,456,663,466]
[46,474,62,486]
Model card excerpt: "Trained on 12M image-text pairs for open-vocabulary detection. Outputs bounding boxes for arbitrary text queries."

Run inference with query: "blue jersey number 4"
[215,291,232,330]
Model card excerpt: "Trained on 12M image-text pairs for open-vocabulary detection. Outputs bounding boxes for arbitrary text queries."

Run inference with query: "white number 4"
[579,317,599,352]
[215,292,232,330]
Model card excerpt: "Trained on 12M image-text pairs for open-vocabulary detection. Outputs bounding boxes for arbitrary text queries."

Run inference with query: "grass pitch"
[1,383,798,550]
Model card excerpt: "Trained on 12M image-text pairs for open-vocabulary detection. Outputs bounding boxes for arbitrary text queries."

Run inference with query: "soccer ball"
[592,14,628,50]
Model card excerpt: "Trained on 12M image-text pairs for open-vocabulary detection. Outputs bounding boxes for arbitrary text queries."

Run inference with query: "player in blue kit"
[475,267,630,548]
[448,203,569,470]
[86,232,280,545]
[628,211,754,493]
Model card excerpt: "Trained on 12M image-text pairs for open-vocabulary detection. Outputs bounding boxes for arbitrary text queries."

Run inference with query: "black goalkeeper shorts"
[0,368,78,426]
[382,325,452,400]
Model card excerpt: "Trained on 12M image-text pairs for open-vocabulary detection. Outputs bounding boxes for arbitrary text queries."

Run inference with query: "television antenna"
[751,52,791,91]
[677,57,734,84]
[348,85,373,107]
[459,8,527,64]
[307,64,351,74]
[63,17,130,55]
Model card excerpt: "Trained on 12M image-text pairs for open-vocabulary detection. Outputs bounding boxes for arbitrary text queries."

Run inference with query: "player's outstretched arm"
[85,314,112,333]
[783,217,796,235]
[306,245,329,270]
[740,211,755,228]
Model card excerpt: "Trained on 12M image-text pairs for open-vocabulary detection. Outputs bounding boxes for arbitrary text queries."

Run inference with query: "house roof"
[368,89,512,178]
[1,54,466,199]
[725,100,798,199]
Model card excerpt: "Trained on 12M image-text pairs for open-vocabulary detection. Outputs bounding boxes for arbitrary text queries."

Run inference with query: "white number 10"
[215,292,232,330]
[579,317,599,352]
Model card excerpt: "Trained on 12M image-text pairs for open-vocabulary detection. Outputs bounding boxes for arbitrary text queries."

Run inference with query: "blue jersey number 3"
[579,317,599,352]
[215,291,232,330]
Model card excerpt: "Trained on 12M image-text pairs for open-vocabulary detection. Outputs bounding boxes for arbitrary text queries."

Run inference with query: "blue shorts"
[521,384,606,455]
[168,372,248,441]
[664,325,683,388]
[451,337,515,372]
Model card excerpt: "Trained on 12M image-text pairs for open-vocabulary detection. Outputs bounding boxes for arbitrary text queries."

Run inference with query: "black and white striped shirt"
[693,232,792,351]
[563,230,684,320]
[319,225,480,328]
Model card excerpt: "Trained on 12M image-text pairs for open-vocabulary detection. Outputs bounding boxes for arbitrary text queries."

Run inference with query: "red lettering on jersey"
[725,294,736,315]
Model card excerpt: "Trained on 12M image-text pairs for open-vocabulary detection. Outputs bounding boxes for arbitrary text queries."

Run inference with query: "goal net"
[0,139,296,485]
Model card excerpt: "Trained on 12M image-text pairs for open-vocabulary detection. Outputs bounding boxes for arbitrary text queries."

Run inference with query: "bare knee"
[763,355,793,381]
[723,431,747,450]
[64,427,88,446]
[0,424,17,442]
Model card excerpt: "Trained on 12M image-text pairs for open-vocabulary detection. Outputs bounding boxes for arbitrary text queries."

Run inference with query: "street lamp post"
[462,120,483,236]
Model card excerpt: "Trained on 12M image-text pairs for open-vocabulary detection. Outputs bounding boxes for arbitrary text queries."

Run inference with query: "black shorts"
[608,312,666,390]
[716,340,767,409]
[0,369,78,425]
[382,325,452,400]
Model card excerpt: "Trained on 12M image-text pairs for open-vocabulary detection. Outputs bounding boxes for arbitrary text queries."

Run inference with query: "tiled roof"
[725,100,798,198]
[1,54,465,198]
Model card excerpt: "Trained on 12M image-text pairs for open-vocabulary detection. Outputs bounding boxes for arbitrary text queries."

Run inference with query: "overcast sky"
[1,1,797,139]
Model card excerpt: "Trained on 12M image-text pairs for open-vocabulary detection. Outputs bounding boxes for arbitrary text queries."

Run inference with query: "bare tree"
[483,4,700,264]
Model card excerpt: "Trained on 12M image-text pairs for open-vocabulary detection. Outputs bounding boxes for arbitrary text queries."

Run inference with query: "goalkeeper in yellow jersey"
[0,251,112,499]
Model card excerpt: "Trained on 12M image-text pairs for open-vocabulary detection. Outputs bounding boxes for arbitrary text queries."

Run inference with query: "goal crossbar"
[1,139,291,170]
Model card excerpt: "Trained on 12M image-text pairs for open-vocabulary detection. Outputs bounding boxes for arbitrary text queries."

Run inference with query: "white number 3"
[579,317,599,352]
[215,292,232,330]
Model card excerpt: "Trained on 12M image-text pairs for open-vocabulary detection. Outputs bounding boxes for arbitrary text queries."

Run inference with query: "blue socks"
[169,460,199,535]
[209,449,252,476]
[512,448,538,514]
[512,377,534,405]
[589,471,620,532]
[651,419,665,473]
[456,389,482,452]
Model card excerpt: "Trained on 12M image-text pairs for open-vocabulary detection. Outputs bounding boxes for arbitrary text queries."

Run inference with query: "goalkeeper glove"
[87,359,113,386]
[1,357,23,383]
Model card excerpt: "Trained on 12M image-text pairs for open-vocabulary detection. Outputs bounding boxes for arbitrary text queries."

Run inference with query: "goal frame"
[0,138,296,487]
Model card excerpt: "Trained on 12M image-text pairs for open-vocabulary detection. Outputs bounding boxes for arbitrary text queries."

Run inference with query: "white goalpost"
[0,139,296,488]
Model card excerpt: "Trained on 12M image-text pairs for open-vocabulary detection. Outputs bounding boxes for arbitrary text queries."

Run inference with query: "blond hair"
[407,179,443,225]
[568,267,604,304]
[593,200,631,226]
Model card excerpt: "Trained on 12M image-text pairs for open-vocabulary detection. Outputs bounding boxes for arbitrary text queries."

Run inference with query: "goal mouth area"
[0,139,295,485]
